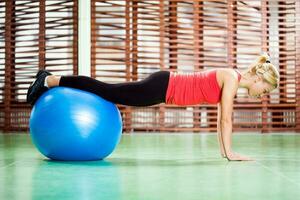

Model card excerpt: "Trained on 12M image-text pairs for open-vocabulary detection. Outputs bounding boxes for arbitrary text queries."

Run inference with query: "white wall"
[78,0,91,76]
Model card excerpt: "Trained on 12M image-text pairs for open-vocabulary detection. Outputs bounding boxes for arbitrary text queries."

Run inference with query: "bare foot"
[47,75,61,87]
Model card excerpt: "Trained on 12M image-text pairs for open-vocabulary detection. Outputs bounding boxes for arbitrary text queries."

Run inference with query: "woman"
[27,54,280,161]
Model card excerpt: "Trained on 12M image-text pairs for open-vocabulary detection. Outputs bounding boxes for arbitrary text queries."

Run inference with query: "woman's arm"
[217,103,226,158]
[220,73,252,161]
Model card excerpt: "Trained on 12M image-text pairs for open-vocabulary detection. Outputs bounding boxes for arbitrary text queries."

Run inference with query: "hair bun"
[248,54,280,89]
[257,53,270,64]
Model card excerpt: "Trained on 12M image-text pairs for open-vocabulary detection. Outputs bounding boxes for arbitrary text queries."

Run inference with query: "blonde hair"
[248,54,280,89]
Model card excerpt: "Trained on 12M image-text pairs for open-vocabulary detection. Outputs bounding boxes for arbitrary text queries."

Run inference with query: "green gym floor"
[0,133,299,200]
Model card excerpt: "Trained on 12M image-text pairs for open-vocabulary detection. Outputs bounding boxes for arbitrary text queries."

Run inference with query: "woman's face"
[247,76,274,98]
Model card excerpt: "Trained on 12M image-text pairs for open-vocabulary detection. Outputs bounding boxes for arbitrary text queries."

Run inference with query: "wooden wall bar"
[296,0,300,131]
[0,0,5,129]
[91,0,300,133]
[3,0,15,132]
[261,0,268,132]
[0,0,299,133]
[0,0,78,132]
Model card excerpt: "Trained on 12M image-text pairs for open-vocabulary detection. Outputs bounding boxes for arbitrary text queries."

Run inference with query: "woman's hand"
[226,152,253,161]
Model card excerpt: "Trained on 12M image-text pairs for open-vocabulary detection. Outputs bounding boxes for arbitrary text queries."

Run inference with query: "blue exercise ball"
[29,87,123,161]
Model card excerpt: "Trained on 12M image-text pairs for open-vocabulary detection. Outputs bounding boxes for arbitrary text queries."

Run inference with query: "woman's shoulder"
[216,68,239,81]
[216,68,240,89]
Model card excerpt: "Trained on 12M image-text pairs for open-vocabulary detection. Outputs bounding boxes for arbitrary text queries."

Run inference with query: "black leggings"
[59,71,170,106]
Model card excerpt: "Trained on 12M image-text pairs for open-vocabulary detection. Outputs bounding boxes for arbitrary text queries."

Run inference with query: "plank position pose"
[27,54,279,161]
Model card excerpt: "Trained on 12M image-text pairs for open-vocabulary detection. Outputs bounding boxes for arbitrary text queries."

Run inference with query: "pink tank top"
[165,69,241,105]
